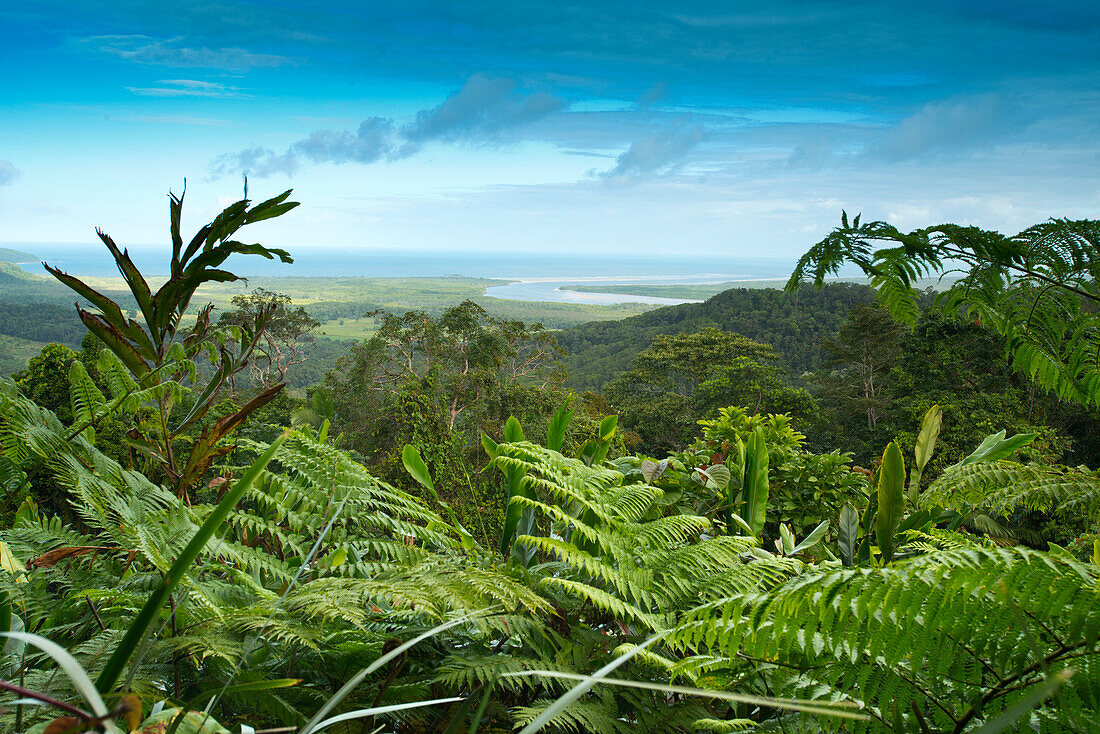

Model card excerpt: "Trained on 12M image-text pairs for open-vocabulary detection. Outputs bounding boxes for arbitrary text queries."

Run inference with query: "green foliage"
[875,442,905,564]
[326,300,571,544]
[909,403,941,501]
[740,428,769,538]
[669,547,1100,732]
[689,408,869,541]
[8,202,1100,733]
[806,304,1095,472]
[490,441,769,625]
[0,301,88,347]
[606,328,815,454]
[39,189,300,497]
[217,288,320,389]
[558,282,875,392]
[789,214,1100,407]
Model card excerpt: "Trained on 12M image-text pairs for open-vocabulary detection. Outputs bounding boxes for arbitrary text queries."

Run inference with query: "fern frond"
[670,547,1100,732]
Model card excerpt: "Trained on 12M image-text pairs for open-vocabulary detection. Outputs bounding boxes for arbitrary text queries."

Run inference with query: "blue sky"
[2,1,1099,258]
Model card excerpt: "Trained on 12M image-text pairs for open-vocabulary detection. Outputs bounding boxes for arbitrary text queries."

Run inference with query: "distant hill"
[0,260,42,282]
[557,282,876,391]
[0,247,37,263]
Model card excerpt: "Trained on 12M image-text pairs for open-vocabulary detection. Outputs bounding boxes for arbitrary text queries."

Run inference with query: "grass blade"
[309,698,464,732]
[2,631,123,733]
[515,630,669,734]
[506,671,868,721]
[299,610,492,734]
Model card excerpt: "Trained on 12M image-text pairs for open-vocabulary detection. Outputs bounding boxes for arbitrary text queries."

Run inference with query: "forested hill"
[0,246,36,262]
[558,282,875,390]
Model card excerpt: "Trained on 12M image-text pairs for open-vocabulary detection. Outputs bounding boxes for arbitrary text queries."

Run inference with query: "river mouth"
[482,274,749,305]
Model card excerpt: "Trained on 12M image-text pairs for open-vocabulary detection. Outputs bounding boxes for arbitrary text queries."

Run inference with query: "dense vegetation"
[557,283,875,391]
[0,197,1098,733]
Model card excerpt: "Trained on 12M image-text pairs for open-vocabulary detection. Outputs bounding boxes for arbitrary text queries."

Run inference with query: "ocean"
[6,242,800,306]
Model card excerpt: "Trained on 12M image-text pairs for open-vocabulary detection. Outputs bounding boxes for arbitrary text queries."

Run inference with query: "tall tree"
[606,327,814,453]
[819,304,904,431]
[325,300,567,540]
[218,288,320,389]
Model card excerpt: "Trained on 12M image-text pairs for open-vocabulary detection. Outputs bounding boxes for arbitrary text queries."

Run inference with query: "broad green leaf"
[913,404,942,471]
[640,459,668,483]
[0,541,25,576]
[598,414,618,441]
[547,403,573,451]
[699,463,730,491]
[779,523,795,555]
[960,430,1038,465]
[401,444,435,492]
[504,416,524,443]
[876,442,905,564]
[728,512,756,539]
[791,520,830,555]
[741,428,770,537]
[499,465,531,558]
[481,431,499,459]
[838,504,859,567]
[403,445,477,550]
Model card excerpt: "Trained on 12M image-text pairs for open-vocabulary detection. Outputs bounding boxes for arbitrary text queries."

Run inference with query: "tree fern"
[668,547,1100,731]
[787,216,1100,406]
[924,459,1100,520]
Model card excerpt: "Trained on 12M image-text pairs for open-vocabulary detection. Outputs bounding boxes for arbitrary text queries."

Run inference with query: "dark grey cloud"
[208,146,299,179]
[401,73,567,151]
[0,160,19,186]
[85,35,291,71]
[600,125,705,179]
[211,74,567,177]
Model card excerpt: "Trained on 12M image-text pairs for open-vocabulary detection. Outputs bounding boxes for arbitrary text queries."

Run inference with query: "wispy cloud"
[84,35,291,71]
[0,160,19,186]
[126,79,241,98]
[210,74,568,177]
[600,125,705,179]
